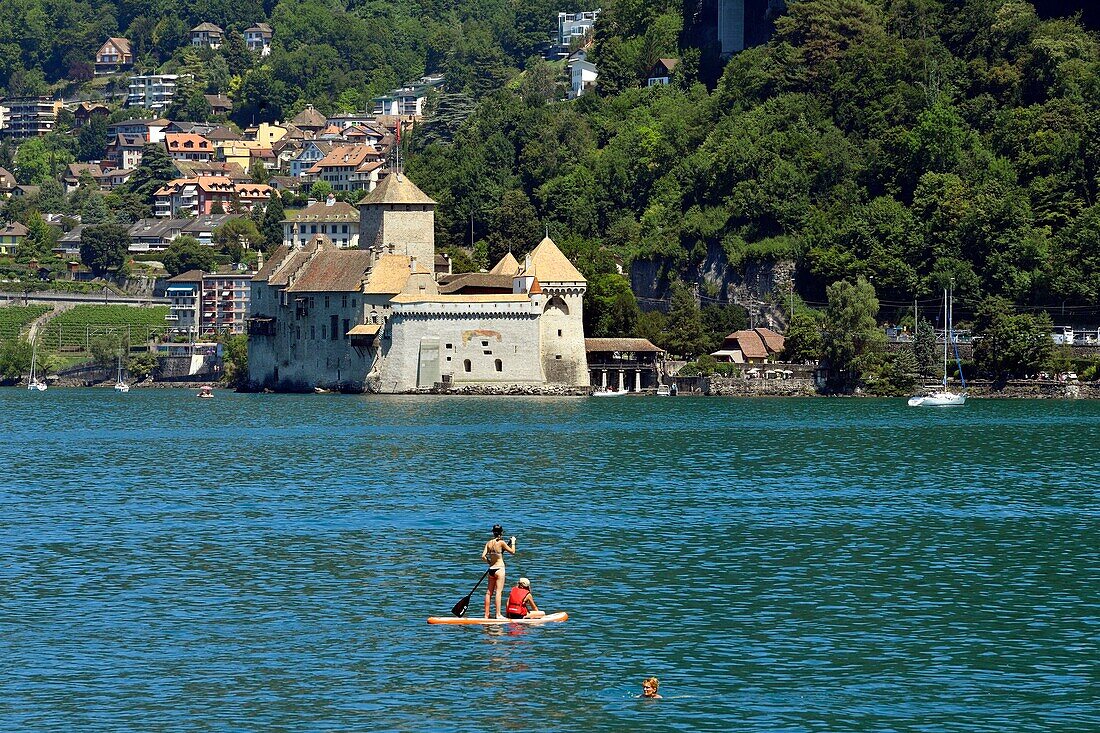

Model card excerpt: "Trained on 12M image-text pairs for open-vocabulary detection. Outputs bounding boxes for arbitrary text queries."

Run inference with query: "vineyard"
[0,305,50,341]
[36,305,171,354]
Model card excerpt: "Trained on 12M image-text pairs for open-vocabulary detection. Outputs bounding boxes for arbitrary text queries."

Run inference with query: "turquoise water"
[1,390,1097,732]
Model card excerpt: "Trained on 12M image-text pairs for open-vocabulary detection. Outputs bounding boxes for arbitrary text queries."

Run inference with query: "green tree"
[584,273,640,337]
[662,282,709,359]
[77,115,108,162]
[217,332,249,389]
[782,310,823,364]
[259,192,285,249]
[161,236,217,276]
[822,277,884,388]
[127,351,158,380]
[19,211,59,262]
[221,28,254,76]
[124,144,178,201]
[14,136,74,185]
[0,338,33,380]
[912,317,940,379]
[971,296,1055,379]
[213,218,262,262]
[79,223,129,276]
[701,303,748,354]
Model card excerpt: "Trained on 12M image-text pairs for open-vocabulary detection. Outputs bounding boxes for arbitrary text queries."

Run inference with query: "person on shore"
[481,524,516,619]
[641,677,662,699]
[505,577,545,620]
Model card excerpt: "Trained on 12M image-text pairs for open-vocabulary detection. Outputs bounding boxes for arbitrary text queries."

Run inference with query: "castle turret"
[357,172,436,267]
[520,236,588,387]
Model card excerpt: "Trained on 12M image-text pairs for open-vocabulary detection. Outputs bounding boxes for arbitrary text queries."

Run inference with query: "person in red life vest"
[505,577,545,620]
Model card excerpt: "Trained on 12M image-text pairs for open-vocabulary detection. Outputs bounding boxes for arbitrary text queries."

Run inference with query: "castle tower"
[357,172,436,267]
[521,236,589,387]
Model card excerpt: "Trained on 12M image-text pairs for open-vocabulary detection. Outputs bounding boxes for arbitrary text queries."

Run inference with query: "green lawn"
[0,305,51,341]
[36,305,171,353]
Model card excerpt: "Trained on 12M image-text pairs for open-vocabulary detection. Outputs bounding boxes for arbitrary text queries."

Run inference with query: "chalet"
[303,144,384,192]
[73,102,110,127]
[647,58,678,86]
[0,167,16,198]
[164,133,214,162]
[55,225,85,256]
[0,221,28,256]
[245,23,273,55]
[95,37,133,75]
[711,328,786,365]
[289,141,336,178]
[128,218,187,251]
[282,196,360,249]
[191,23,224,48]
[62,163,105,194]
[204,94,233,116]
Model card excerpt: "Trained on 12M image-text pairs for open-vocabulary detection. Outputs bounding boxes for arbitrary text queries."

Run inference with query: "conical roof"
[357,172,436,206]
[488,251,520,276]
[523,236,585,283]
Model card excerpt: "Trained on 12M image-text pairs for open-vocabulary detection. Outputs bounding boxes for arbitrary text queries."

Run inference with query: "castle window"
[558,329,562,337]
[321,325,327,339]
[483,350,492,355]
[481,340,488,347]
[445,343,453,350]
[325,296,330,308]
[555,354,562,360]
[494,359,502,372]
[463,359,471,372]
[310,325,315,339]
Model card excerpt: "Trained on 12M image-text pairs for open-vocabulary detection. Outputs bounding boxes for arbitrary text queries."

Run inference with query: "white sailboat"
[27,339,47,391]
[114,354,130,393]
[908,288,966,407]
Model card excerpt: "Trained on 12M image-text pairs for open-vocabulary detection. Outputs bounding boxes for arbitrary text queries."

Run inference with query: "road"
[0,290,169,306]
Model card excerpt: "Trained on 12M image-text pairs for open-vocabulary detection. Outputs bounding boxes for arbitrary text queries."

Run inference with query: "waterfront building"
[248,172,589,392]
[168,268,253,336]
[585,338,665,391]
[94,37,133,75]
[711,327,785,364]
[282,196,360,249]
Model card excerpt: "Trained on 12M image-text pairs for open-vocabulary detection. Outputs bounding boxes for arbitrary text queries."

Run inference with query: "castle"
[247,173,590,393]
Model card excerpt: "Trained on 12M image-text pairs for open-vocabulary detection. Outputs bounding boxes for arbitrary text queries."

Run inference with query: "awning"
[347,324,380,337]
[710,349,745,363]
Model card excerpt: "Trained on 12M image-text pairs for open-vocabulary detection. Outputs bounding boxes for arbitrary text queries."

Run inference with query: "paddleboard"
[427,612,569,625]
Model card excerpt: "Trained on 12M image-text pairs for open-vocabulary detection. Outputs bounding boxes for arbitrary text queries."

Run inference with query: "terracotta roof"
[306,144,382,174]
[234,183,273,198]
[755,327,785,354]
[363,253,413,294]
[438,273,514,294]
[521,236,585,283]
[283,200,359,222]
[347,324,380,336]
[165,133,213,152]
[585,338,664,353]
[488,252,520,276]
[264,238,321,286]
[723,330,768,359]
[101,37,132,55]
[357,172,436,206]
[291,105,327,130]
[287,241,374,293]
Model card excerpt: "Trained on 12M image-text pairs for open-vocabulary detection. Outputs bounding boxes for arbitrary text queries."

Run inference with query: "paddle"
[452,568,491,617]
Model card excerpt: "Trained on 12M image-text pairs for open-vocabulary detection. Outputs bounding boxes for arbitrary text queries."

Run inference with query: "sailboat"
[114,353,130,393]
[908,288,966,407]
[27,339,47,391]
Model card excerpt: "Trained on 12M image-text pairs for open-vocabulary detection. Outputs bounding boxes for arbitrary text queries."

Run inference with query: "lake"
[1,390,1097,731]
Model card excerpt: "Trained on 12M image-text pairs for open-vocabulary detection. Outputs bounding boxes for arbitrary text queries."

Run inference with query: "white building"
[569,53,598,98]
[244,23,272,56]
[126,75,184,111]
[247,172,589,393]
[283,196,360,249]
[558,11,600,50]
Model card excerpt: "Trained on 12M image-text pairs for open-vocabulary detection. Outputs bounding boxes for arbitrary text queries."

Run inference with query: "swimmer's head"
[518,577,530,589]
[492,524,504,537]
[642,677,659,697]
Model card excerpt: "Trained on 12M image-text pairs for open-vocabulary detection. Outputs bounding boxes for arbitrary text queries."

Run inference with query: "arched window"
[463,359,472,372]
[544,295,569,315]
[494,359,502,372]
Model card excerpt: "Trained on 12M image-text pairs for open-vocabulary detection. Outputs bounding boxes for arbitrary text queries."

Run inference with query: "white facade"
[127,75,183,111]
[570,59,598,99]
[558,11,600,49]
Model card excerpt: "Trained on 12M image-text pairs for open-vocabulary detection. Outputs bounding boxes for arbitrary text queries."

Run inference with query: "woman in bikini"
[481,524,516,619]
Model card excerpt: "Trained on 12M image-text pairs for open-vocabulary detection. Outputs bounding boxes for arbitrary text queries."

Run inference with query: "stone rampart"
[705,377,818,396]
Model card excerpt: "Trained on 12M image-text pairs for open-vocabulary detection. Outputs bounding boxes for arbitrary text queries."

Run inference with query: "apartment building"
[282,196,360,249]
[127,75,185,111]
[0,97,61,140]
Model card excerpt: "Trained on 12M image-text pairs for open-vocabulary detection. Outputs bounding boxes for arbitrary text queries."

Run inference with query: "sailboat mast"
[943,288,948,389]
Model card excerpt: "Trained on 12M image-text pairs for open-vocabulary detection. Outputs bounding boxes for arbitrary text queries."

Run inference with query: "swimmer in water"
[641,677,662,699]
